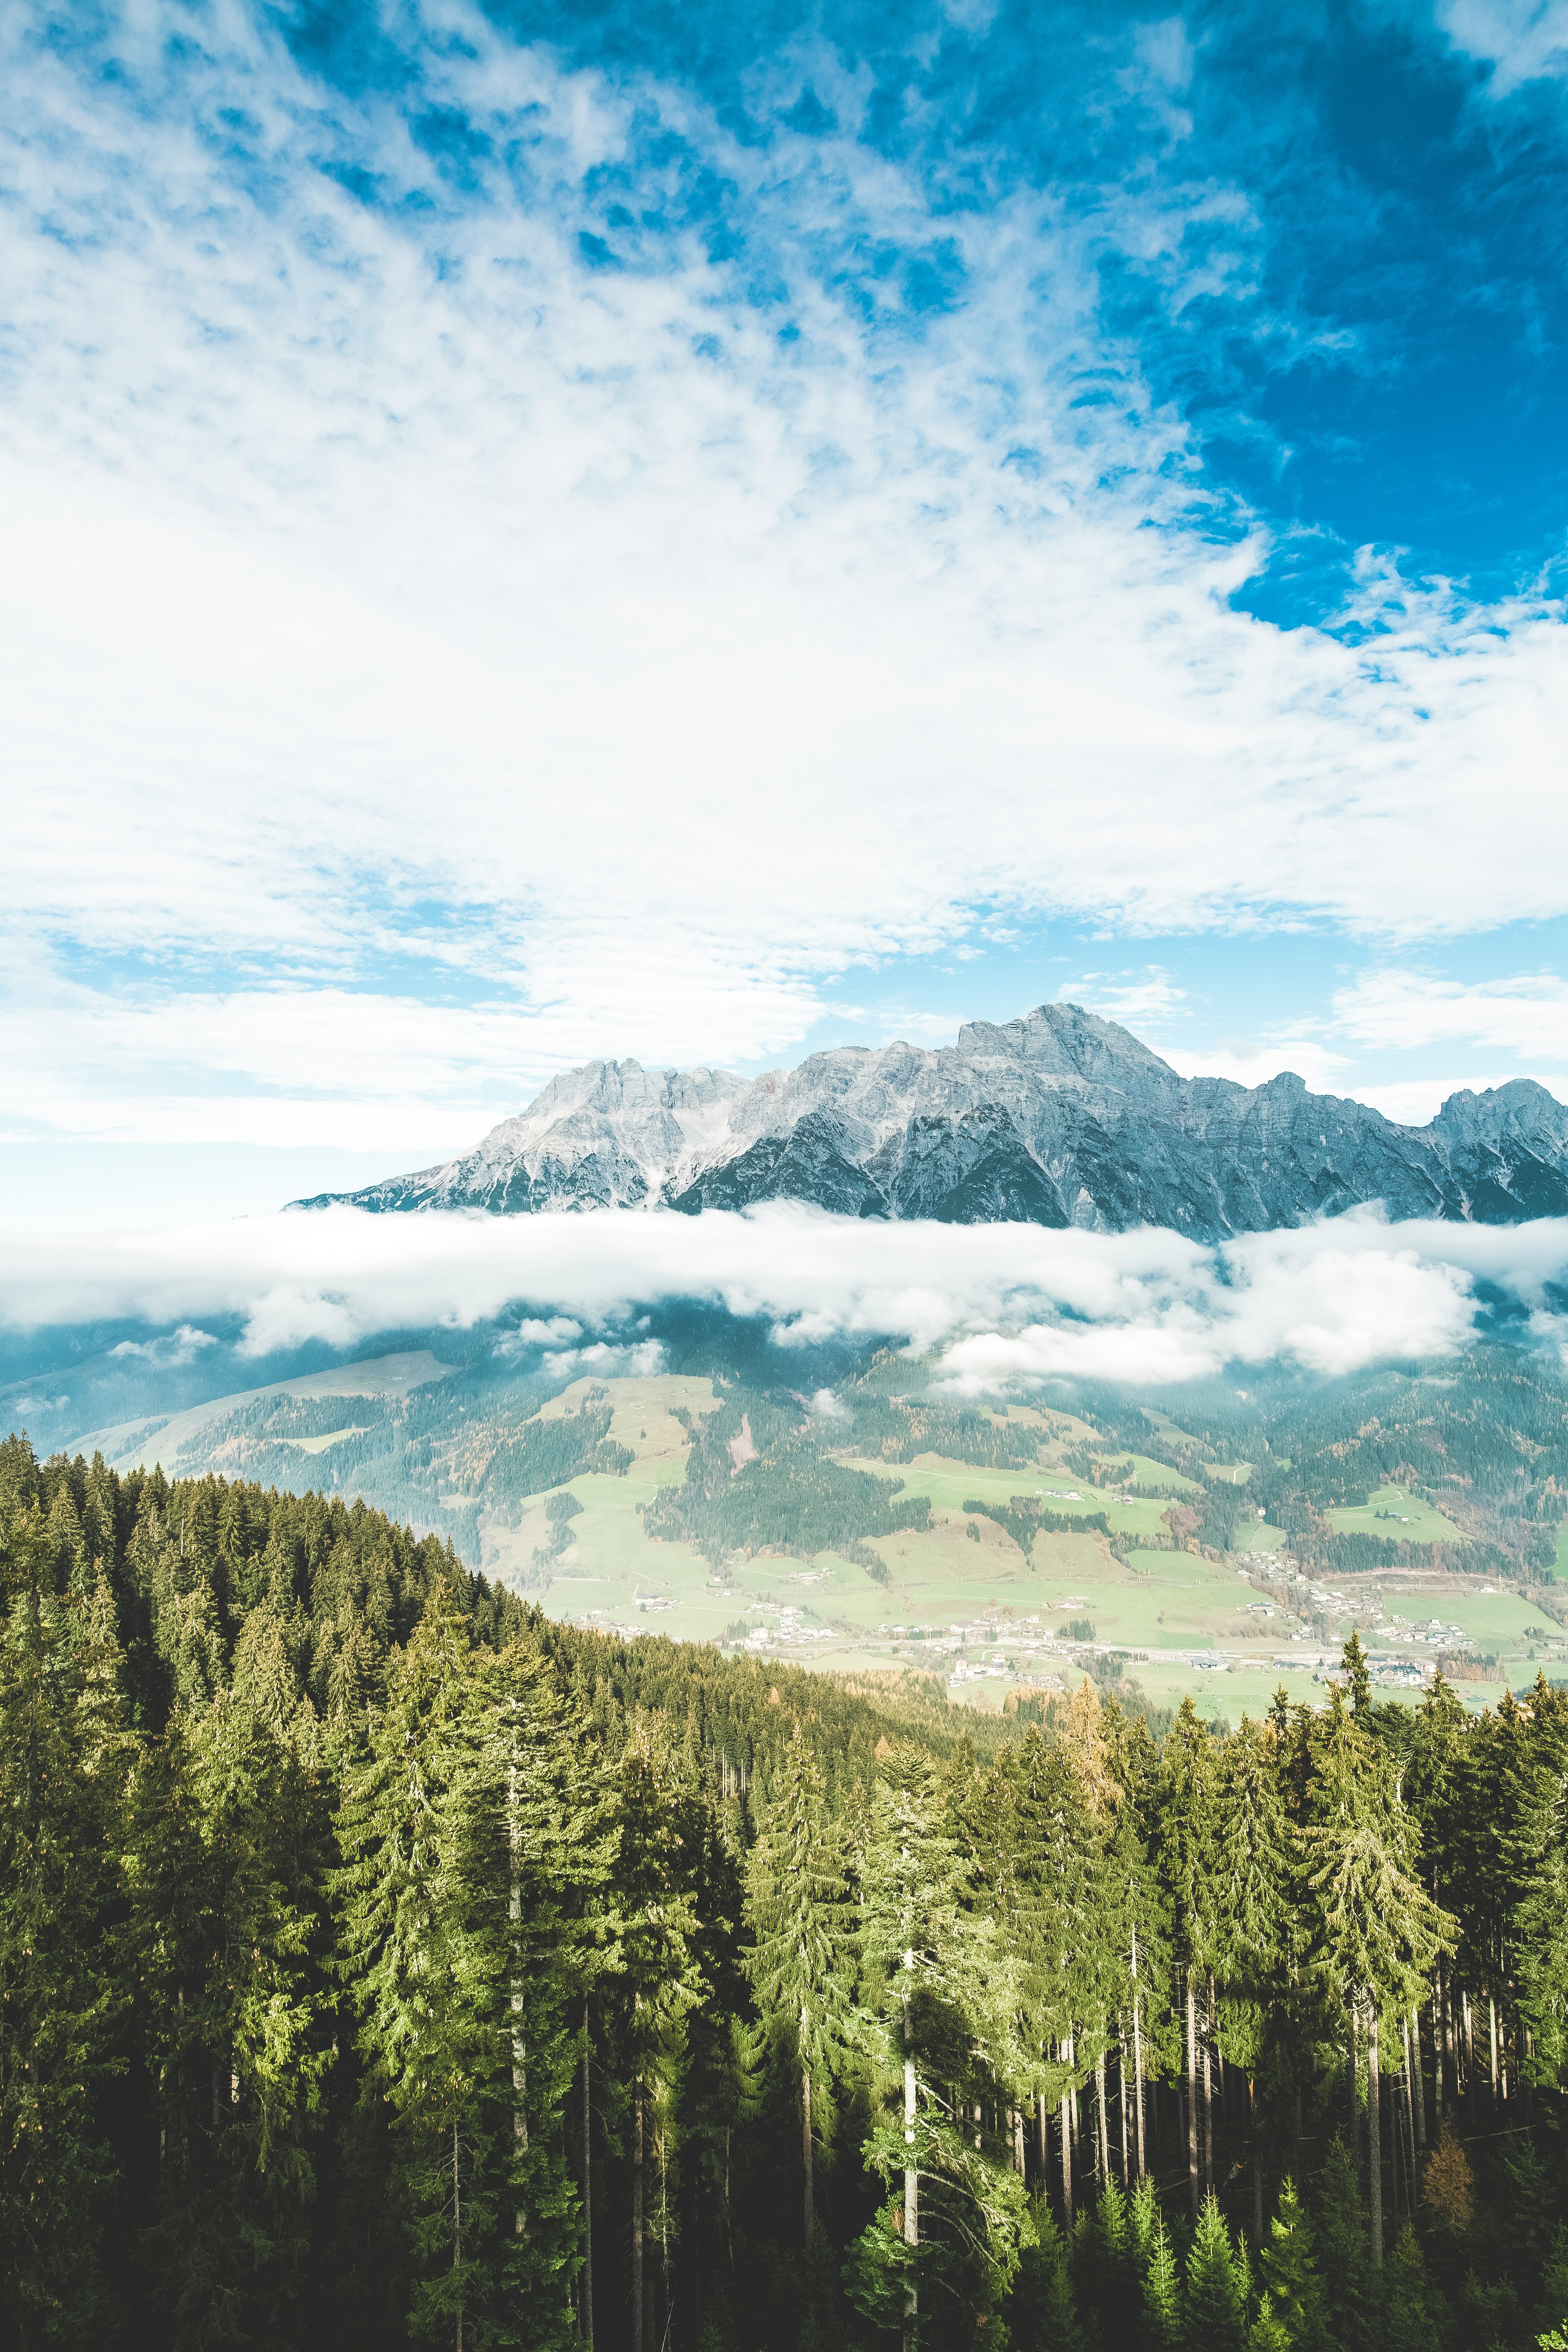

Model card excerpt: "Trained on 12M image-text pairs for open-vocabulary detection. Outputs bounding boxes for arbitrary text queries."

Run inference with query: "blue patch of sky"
[778,910,1568,1095]
[252,0,1568,628]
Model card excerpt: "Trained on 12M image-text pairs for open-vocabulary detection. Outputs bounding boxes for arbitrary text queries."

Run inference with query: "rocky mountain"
[294,1003,1568,1237]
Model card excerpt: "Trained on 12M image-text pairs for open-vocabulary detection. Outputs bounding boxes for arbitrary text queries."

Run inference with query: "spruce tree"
[129,1674,332,2345]
[0,1537,130,2345]
[743,1722,856,2247]
[334,1581,492,2348]
[471,1640,613,2346]
[1381,2222,1438,2352]
[1250,2176,1325,2352]
[849,1749,1027,2347]
[1157,1699,1218,2218]
[1210,1718,1296,2218]
[600,1717,706,2352]
[1301,1697,1452,2268]
[1141,2205,1183,2352]
[1185,2190,1247,2352]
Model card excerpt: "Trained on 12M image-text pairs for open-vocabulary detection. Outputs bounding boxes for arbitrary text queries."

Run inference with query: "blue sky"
[4,0,1568,1226]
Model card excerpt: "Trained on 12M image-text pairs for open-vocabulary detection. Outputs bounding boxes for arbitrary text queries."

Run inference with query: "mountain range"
[294,1002,1568,1238]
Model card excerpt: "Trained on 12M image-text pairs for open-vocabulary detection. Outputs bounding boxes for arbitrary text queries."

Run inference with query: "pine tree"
[849,1748,1027,2348]
[0,1539,130,2345]
[470,1639,614,2347]
[1010,2209,1085,2352]
[601,1717,706,2352]
[129,1671,332,2345]
[743,1721,856,2247]
[1251,2177,1325,2352]
[1301,1696,1453,2266]
[1313,2137,1372,2352]
[1381,2222,1438,2352]
[1141,2205,1183,2352]
[1210,1717,1296,2217]
[334,1581,492,2348]
[1158,1699,1218,2218]
[1185,2190,1247,2352]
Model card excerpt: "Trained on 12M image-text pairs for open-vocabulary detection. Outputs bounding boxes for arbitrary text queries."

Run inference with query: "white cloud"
[541,1339,666,1379]
[106,1323,219,1365]
[6,4,1568,1144]
[2,1201,1565,1389]
[1440,0,1568,91]
[1156,1037,1356,1098]
[1330,969,1568,1067]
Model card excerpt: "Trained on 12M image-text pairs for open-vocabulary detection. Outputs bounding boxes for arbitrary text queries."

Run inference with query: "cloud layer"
[7,1,1568,1158]
[4,1204,1566,1391]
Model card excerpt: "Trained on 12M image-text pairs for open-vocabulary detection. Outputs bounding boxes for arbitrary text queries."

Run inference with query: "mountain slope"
[294,1002,1568,1237]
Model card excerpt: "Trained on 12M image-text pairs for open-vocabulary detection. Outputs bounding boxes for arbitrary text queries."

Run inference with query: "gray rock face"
[294,1004,1568,1236]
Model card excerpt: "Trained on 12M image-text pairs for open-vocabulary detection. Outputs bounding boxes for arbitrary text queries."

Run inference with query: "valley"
[58,1336,1568,1724]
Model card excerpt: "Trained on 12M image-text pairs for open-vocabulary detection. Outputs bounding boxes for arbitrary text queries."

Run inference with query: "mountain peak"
[293,1004,1568,1236]
[958,1001,1182,1087]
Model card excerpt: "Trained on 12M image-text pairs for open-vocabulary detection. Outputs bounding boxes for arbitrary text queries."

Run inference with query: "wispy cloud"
[1441,0,1568,91]
[1330,969,1568,1067]
[6,2,1568,1152]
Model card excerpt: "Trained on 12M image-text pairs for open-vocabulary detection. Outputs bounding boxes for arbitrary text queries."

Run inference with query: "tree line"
[3,1430,1568,2351]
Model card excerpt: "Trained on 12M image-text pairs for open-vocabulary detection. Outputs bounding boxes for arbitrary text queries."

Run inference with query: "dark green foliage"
[962,1495,1111,1554]
[1184,2192,1246,2352]
[1253,2177,1325,2352]
[833,1388,1048,1470]
[7,1421,1568,2352]
[645,1396,931,1566]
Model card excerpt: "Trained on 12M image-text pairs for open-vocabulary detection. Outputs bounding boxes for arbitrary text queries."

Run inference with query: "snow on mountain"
[293,1004,1568,1237]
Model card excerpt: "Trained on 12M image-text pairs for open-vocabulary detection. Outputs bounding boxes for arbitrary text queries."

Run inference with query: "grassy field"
[465,1378,1559,1715]
[75,1350,457,1472]
[74,1363,1549,1719]
[840,1454,1185,1543]
[1326,1483,1469,1543]
[1232,1519,1291,1552]
[1419,1587,1555,1648]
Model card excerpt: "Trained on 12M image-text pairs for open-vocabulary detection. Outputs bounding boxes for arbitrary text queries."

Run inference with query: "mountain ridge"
[294,1002,1568,1238]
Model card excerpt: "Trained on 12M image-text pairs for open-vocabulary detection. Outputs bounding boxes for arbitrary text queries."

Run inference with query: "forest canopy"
[3,1429,1568,2352]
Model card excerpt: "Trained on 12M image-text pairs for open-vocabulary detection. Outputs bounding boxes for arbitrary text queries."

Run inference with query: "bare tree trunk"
[1060,2084,1073,2226]
[1489,1994,1500,2105]
[1096,2053,1109,2183]
[1404,2014,1422,2164]
[1186,1978,1199,2221]
[903,1976,918,2352]
[1463,1987,1474,2094]
[1202,2034,1214,2192]
[1368,2011,1383,2269]
[1119,2039,1130,2183]
[1038,2089,1048,2179]
[1132,1994,1147,2181]
[581,2007,594,2352]
[802,2060,814,2247]
[508,1772,527,2244]
[1014,2105,1026,2178]
[633,2087,645,2352]
[454,2122,464,2352]
[1348,2016,1360,2175]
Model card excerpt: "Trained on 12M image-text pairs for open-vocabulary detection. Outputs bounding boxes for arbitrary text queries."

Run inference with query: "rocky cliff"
[294,1003,1568,1236]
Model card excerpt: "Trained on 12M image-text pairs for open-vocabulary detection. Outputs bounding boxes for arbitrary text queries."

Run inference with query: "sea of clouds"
[4,1205,1567,1392]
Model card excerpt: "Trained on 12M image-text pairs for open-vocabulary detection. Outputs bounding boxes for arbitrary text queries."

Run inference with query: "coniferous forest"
[7,1430,1568,2352]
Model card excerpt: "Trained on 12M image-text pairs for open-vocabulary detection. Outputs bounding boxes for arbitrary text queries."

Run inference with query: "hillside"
[58,1337,1568,1723]
[6,1425,1568,2352]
